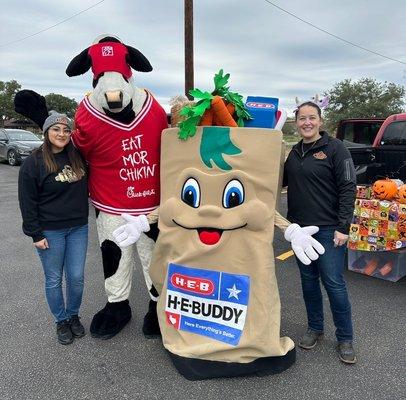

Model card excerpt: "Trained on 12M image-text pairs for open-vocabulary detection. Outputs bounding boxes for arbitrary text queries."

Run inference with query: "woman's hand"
[34,238,49,250]
[334,231,348,247]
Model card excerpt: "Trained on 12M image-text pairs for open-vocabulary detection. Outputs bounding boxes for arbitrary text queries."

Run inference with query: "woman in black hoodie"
[18,109,89,345]
[283,100,357,364]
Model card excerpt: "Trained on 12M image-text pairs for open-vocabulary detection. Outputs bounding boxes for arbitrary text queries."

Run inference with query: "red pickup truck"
[336,118,385,147]
[344,113,406,183]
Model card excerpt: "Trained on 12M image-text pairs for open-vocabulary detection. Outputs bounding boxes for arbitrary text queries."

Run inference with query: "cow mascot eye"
[181,178,200,208]
[223,179,244,208]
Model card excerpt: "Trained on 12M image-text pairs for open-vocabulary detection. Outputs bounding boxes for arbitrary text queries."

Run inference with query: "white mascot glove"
[284,223,325,265]
[112,214,150,248]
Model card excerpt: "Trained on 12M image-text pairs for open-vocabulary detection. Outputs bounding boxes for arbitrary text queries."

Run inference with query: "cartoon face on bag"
[159,169,268,248]
[158,127,274,249]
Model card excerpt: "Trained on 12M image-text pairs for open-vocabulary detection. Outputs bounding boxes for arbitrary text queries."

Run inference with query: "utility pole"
[184,0,194,100]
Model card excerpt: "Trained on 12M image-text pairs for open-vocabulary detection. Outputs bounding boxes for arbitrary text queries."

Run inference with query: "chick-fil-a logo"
[170,273,214,295]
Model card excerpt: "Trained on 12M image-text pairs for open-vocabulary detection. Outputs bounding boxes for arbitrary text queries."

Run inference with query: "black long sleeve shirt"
[18,149,89,242]
[283,131,356,234]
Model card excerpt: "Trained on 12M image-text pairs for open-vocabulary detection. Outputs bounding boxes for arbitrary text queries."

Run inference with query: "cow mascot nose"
[66,35,168,339]
[104,90,123,110]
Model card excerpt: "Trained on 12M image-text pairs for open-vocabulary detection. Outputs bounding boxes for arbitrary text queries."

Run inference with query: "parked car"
[344,114,406,183]
[0,129,42,166]
[336,118,385,147]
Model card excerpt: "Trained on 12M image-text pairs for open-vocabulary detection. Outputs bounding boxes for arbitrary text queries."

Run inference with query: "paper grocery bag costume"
[149,126,296,380]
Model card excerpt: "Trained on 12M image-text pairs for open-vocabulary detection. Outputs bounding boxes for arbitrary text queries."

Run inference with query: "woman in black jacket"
[283,100,357,364]
[18,104,89,345]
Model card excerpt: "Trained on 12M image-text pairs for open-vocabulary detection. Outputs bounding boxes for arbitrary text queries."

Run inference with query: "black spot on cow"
[101,240,122,279]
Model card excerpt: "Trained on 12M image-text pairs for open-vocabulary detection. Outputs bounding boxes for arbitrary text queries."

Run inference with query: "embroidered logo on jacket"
[102,46,114,56]
[55,165,85,183]
[313,151,327,160]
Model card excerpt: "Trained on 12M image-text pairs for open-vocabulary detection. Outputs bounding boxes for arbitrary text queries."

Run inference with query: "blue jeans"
[296,226,354,343]
[36,224,88,323]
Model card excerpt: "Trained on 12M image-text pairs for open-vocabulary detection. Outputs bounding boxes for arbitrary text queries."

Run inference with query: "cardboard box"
[348,248,406,282]
[244,96,278,128]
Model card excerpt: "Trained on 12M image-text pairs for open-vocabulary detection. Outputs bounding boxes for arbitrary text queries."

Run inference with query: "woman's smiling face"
[296,104,322,142]
[47,123,71,153]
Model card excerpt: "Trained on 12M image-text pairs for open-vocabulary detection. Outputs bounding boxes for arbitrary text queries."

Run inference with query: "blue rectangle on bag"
[244,96,279,128]
[165,263,250,346]
[180,315,244,346]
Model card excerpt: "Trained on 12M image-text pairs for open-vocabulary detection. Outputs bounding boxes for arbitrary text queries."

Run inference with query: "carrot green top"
[178,69,252,140]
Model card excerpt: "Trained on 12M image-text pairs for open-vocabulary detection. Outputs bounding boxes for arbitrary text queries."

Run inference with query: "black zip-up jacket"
[283,131,356,234]
[18,149,89,242]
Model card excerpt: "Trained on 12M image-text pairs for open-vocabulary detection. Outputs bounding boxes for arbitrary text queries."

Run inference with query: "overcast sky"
[1,0,406,114]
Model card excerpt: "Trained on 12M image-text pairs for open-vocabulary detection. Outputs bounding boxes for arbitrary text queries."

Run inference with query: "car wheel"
[7,150,19,166]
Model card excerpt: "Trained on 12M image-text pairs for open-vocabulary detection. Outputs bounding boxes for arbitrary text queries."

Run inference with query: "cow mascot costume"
[66,35,167,339]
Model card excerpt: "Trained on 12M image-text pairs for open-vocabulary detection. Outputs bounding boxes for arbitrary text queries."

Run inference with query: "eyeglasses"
[49,127,71,136]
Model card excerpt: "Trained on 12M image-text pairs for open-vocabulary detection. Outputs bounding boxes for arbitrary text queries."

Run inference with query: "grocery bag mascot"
[115,124,326,379]
[66,35,168,339]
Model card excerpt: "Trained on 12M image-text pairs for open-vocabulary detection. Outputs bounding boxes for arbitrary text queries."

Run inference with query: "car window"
[0,131,7,140]
[6,130,40,142]
[380,121,406,145]
[343,122,382,145]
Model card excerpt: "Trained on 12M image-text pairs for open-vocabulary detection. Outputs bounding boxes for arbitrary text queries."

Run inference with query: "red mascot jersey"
[72,91,168,215]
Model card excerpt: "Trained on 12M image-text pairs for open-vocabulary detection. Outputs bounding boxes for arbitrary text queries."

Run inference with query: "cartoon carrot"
[226,102,235,116]
[199,109,213,126]
[212,102,235,126]
[211,95,238,127]
[212,114,223,126]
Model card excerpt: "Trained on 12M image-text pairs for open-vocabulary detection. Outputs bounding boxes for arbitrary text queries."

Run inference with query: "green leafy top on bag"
[178,70,252,140]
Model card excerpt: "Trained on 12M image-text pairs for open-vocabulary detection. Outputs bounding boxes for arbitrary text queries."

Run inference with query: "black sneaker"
[338,342,357,364]
[70,315,86,338]
[56,320,74,345]
[298,329,324,349]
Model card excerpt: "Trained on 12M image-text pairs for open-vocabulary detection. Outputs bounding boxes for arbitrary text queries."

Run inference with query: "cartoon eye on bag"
[223,179,244,208]
[181,178,201,208]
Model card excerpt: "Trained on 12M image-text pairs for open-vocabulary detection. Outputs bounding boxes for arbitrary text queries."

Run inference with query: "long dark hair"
[34,134,85,175]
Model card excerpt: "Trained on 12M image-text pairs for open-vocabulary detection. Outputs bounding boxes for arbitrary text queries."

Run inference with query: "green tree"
[282,117,297,136]
[0,80,22,122]
[324,78,405,134]
[45,93,78,118]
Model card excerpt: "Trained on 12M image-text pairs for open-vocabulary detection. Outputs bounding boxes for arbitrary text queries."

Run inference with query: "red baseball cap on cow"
[88,42,132,79]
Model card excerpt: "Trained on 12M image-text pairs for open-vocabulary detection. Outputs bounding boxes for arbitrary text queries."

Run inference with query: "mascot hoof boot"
[90,300,132,339]
[142,299,161,338]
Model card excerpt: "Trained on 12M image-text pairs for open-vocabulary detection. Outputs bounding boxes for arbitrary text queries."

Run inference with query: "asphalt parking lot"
[0,162,405,400]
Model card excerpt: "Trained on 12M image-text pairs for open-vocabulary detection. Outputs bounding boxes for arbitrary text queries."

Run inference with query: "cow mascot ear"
[66,47,92,77]
[126,45,153,72]
[14,90,49,129]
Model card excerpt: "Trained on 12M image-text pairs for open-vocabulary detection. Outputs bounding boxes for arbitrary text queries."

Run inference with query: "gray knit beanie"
[42,111,73,133]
